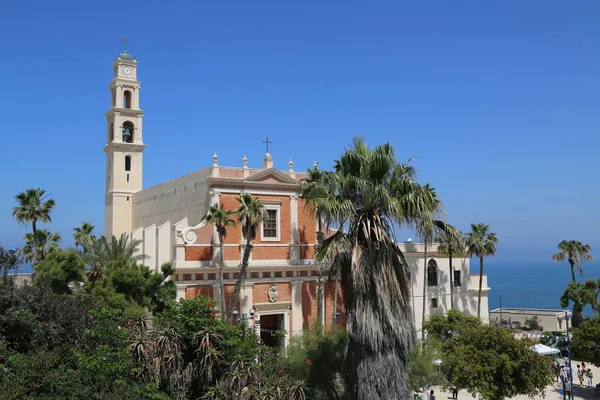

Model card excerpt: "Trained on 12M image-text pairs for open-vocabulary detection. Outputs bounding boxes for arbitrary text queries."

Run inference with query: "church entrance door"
[259,313,285,347]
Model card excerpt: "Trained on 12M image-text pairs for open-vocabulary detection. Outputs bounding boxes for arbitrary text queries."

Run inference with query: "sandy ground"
[422,361,600,400]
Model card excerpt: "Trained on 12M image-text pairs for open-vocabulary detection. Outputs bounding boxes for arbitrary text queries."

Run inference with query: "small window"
[431,298,438,308]
[427,259,438,287]
[125,155,131,171]
[182,274,192,281]
[274,271,282,278]
[453,270,461,287]
[263,272,271,278]
[127,174,130,182]
[207,273,216,280]
[223,273,230,279]
[123,90,132,109]
[299,271,308,277]
[195,274,204,281]
[250,272,259,279]
[262,209,278,239]
[286,271,294,278]
[311,270,319,277]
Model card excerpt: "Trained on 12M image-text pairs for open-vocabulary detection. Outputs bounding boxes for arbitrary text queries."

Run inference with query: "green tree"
[560,280,599,327]
[442,324,553,400]
[228,194,264,323]
[33,250,85,295]
[11,188,56,263]
[0,245,21,287]
[88,260,176,315]
[313,137,441,399]
[21,229,61,264]
[73,222,96,251]
[287,326,348,399]
[552,240,595,283]
[437,225,464,310]
[571,315,600,365]
[201,203,235,317]
[82,234,146,284]
[300,166,330,326]
[423,309,482,342]
[409,338,444,393]
[465,223,498,317]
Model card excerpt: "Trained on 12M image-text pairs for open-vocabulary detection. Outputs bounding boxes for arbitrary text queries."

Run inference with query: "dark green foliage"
[286,326,348,399]
[571,315,600,365]
[34,250,85,295]
[442,322,553,400]
[423,308,482,342]
[88,259,176,314]
[409,339,444,392]
[523,316,543,331]
[0,245,21,287]
[560,279,600,327]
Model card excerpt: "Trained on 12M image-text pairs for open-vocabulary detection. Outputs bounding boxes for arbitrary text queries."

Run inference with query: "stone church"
[103,46,489,346]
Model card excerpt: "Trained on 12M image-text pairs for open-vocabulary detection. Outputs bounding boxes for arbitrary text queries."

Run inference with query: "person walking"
[451,385,459,399]
[429,390,436,400]
[564,378,572,400]
[587,369,594,388]
[577,364,584,386]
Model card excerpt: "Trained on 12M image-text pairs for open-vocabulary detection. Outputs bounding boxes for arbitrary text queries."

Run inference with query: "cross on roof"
[122,38,128,51]
[263,137,272,153]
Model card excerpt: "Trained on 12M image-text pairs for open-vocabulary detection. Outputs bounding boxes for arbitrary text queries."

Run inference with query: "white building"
[102,44,490,344]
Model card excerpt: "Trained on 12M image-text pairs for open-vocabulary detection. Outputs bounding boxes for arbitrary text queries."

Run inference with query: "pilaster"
[291,280,303,337]
[290,194,300,263]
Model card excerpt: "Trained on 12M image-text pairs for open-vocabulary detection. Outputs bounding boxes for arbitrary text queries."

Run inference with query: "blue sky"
[0,1,598,263]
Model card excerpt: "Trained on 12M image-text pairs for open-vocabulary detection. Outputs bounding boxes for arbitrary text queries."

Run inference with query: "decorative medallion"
[268,283,278,303]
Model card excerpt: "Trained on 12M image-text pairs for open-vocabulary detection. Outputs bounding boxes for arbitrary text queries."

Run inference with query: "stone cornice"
[103,142,146,153]
[206,177,300,192]
[104,108,145,118]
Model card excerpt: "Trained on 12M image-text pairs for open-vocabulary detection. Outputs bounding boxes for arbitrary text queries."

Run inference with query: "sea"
[485,259,600,316]
[14,258,597,315]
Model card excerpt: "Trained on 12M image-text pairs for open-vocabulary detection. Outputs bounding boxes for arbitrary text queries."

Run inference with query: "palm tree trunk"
[421,239,428,341]
[477,255,484,317]
[332,272,339,333]
[316,219,324,328]
[569,261,576,283]
[449,254,454,310]
[228,226,252,324]
[32,220,40,263]
[218,233,226,318]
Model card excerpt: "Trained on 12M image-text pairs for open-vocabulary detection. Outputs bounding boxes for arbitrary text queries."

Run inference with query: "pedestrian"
[577,364,584,386]
[587,369,594,388]
[451,385,458,399]
[564,378,572,400]
[430,390,436,400]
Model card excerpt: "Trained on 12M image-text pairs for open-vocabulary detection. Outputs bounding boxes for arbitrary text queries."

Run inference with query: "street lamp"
[232,309,256,340]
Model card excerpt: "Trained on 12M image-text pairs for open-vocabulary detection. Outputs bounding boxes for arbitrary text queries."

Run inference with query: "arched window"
[109,123,114,142]
[427,259,438,287]
[123,90,132,109]
[125,155,131,171]
[122,121,134,143]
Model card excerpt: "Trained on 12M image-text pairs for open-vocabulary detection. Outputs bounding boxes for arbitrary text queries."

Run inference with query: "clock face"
[123,67,132,75]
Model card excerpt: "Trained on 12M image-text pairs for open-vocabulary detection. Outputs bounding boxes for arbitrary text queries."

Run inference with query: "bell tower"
[104,39,145,239]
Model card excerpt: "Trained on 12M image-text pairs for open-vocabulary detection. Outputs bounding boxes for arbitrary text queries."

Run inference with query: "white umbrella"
[531,343,560,355]
[432,359,443,366]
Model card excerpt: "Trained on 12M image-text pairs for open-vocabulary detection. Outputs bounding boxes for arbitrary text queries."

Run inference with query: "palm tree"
[202,204,236,317]
[416,185,445,341]
[22,229,61,263]
[437,225,464,310]
[73,222,96,251]
[12,188,55,262]
[465,223,498,318]
[228,194,265,324]
[552,240,595,283]
[82,233,145,284]
[314,137,440,399]
[300,166,329,326]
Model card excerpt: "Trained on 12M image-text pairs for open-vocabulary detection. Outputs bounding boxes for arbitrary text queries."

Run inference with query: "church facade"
[103,47,489,345]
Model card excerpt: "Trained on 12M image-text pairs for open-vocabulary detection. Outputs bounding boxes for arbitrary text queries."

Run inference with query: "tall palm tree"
[437,225,464,310]
[465,223,498,318]
[82,233,145,284]
[228,194,265,324]
[314,137,440,399]
[73,222,96,251]
[22,229,61,263]
[300,166,329,326]
[202,203,236,317]
[416,185,445,341]
[12,188,55,262]
[552,240,595,283]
